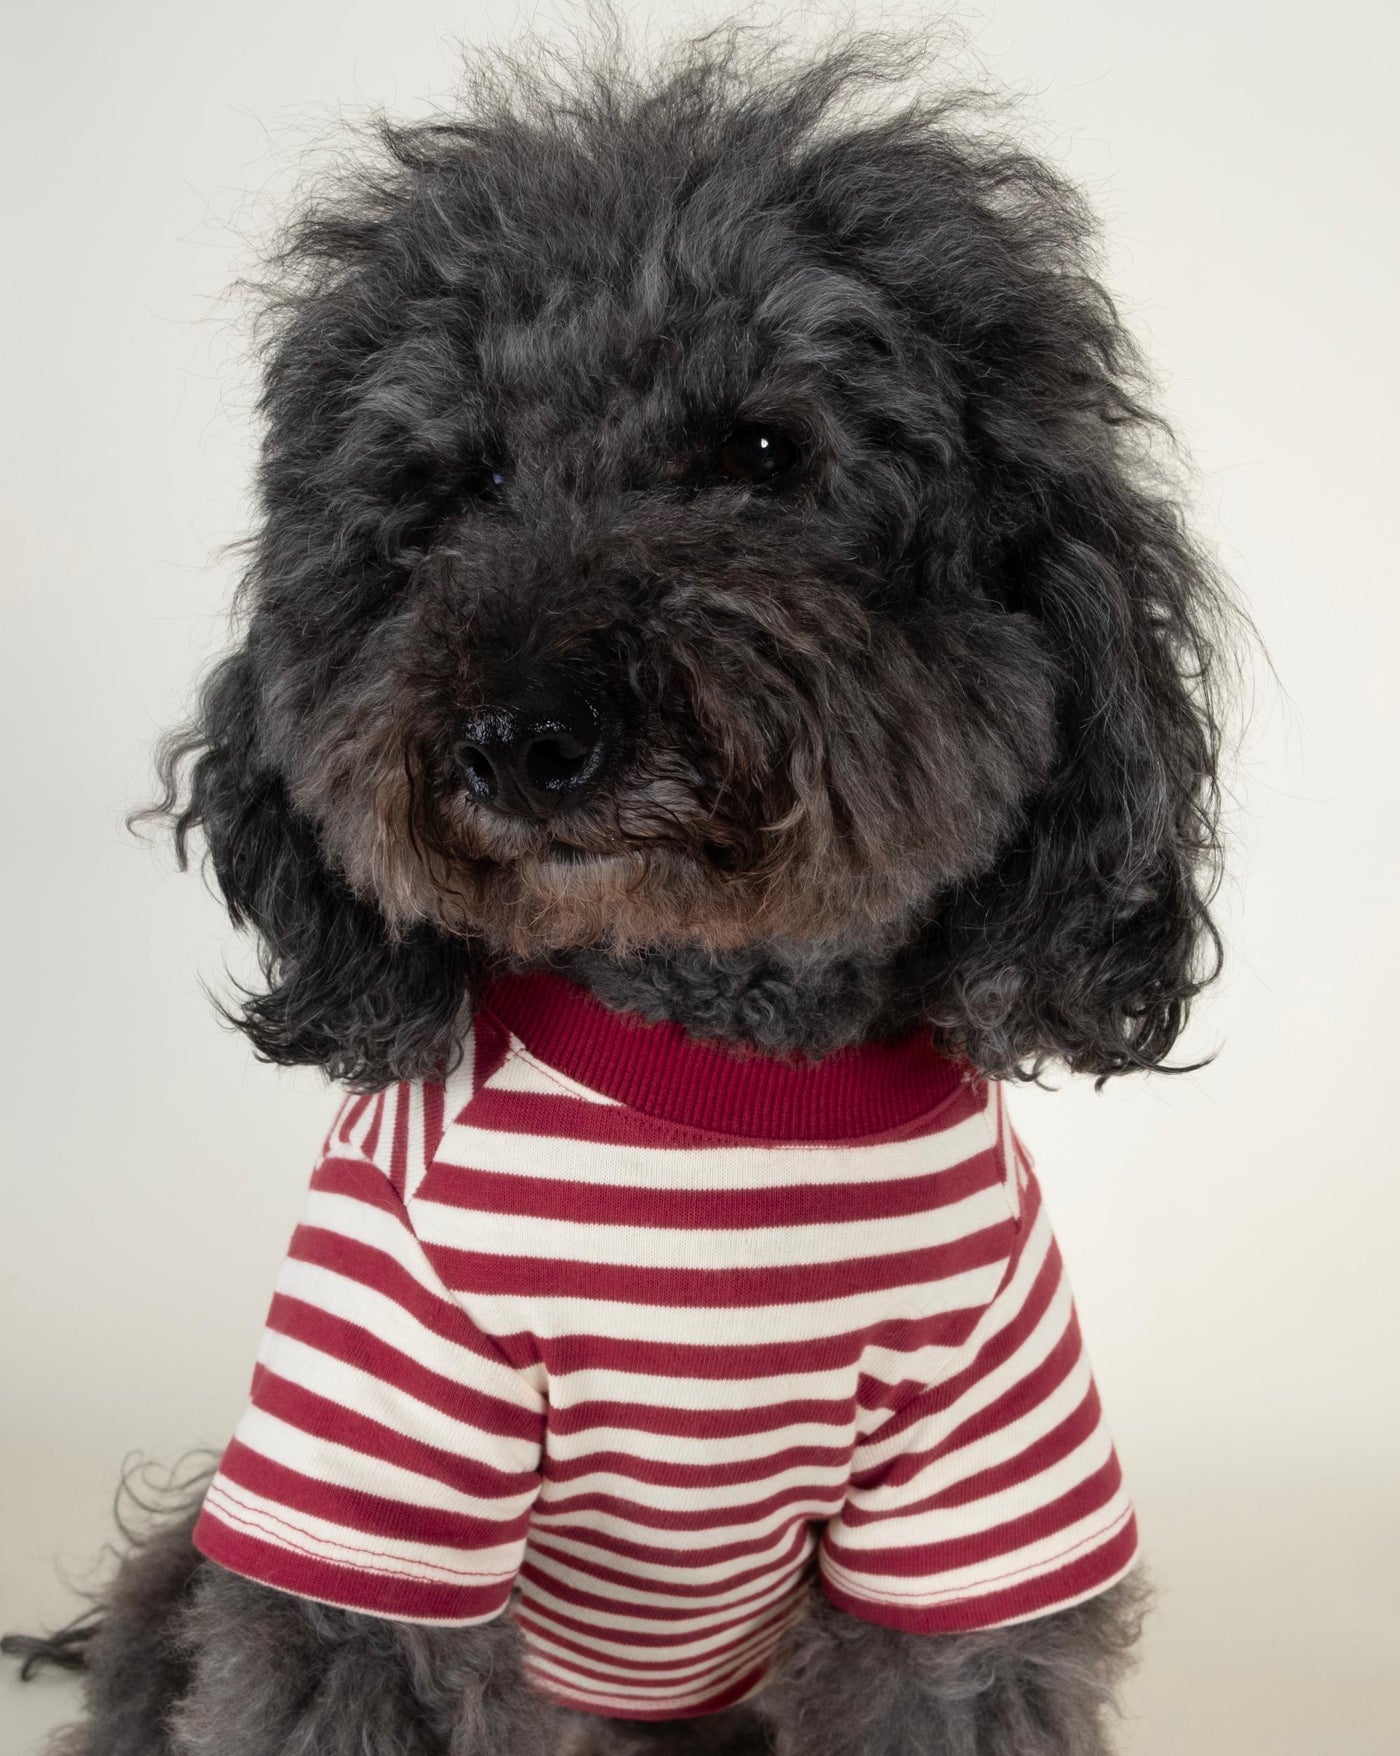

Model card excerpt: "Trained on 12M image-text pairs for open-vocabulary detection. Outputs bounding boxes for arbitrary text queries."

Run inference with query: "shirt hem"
[819,1512,1140,1634]
[193,1510,515,1627]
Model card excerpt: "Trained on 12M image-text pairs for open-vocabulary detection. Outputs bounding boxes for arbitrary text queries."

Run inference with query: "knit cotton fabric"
[194,971,1138,1719]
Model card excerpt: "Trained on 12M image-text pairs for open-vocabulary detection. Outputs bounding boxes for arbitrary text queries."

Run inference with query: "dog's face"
[170,41,1225,1082]
[267,171,1059,961]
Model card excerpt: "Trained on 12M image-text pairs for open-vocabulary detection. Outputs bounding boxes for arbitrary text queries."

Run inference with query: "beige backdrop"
[3,3,1397,1752]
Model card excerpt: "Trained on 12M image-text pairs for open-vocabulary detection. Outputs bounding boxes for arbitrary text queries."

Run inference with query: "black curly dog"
[11,26,1226,1756]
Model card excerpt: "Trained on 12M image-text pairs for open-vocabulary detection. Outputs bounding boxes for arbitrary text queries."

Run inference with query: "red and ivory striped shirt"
[194,971,1137,1720]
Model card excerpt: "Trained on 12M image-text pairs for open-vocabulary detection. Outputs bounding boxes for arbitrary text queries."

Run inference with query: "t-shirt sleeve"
[819,1099,1138,1632]
[193,1083,546,1625]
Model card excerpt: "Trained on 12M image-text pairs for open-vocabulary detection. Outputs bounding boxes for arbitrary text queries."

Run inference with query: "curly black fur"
[168,1566,560,1756]
[596,1703,774,1755]
[25,1497,205,1756]
[759,1577,1150,1756]
[145,23,1228,1090]
[27,1531,1145,1756]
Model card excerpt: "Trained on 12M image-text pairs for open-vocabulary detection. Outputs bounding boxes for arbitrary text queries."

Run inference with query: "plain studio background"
[3,2,1397,1751]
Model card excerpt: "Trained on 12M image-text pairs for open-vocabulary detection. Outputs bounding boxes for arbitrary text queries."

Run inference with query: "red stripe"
[310,1152,411,1220]
[334,1093,371,1148]
[548,1396,853,1440]
[542,1441,854,1490]
[532,1480,844,1534]
[857,1371,932,1414]
[530,1313,987,1381]
[431,1223,1011,1308]
[361,1091,385,1162]
[389,1089,410,1199]
[415,1147,1001,1230]
[421,1081,446,1166]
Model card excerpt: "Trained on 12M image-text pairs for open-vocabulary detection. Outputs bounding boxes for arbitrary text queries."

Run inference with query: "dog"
[11,25,1228,1756]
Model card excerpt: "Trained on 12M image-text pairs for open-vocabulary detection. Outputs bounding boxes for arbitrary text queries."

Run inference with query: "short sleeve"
[194,1084,546,1624]
[819,1105,1138,1632]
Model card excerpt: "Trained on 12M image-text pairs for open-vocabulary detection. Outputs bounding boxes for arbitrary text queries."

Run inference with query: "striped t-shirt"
[194,971,1138,1720]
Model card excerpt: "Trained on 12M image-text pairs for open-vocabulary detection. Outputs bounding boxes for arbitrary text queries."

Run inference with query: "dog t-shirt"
[193,970,1138,1721]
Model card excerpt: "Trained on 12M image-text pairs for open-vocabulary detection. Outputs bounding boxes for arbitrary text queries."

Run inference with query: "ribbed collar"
[480,970,965,1142]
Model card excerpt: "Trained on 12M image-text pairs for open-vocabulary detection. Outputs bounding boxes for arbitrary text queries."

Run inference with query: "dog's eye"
[471,460,507,497]
[717,426,800,486]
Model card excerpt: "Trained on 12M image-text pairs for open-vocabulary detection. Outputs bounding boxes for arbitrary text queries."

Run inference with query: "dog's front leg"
[165,1565,562,1756]
[758,1579,1148,1756]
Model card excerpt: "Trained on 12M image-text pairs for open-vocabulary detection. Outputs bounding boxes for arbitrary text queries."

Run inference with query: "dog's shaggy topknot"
[151,23,1230,1087]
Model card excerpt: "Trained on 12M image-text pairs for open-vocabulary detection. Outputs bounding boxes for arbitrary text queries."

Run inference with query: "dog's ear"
[796,108,1232,1078]
[151,646,471,1088]
[920,450,1227,1080]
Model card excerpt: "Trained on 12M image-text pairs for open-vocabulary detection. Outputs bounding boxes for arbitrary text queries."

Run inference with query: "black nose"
[457,699,609,816]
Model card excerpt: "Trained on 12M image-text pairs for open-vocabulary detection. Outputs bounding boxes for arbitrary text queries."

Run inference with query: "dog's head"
[161,35,1228,1085]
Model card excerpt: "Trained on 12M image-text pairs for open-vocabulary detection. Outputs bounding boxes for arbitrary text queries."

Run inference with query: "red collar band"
[480,970,965,1141]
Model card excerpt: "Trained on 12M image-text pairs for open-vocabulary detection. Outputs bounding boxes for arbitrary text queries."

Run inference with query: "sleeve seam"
[325,1129,544,1406]
[850,1085,1023,1448]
